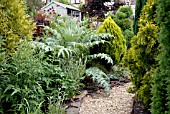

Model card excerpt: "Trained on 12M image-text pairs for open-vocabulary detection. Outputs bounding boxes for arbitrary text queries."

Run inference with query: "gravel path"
[79,83,135,114]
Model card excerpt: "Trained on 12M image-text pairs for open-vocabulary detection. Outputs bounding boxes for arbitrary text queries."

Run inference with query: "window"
[72,11,80,17]
[70,0,80,4]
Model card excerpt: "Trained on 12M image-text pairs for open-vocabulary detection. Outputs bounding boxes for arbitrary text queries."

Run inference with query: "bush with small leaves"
[109,6,134,48]
[151,0,170,113]
[123,0,159,109]
[97,16,126,63]
[0,0,34,53]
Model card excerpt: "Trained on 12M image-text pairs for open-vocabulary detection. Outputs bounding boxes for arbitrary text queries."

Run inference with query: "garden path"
[79,82,135,114]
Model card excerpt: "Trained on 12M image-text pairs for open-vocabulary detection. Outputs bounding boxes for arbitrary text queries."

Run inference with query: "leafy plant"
[116,6,133,19]
[86,67,110,92]
[109,64,130,81]
[37,17,114,92]
[0,41,78,113]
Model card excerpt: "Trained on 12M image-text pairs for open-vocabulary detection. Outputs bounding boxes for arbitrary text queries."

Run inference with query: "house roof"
[41,1,80,11]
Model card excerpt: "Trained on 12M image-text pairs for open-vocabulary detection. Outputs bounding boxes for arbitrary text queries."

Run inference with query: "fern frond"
[86,67,110,92]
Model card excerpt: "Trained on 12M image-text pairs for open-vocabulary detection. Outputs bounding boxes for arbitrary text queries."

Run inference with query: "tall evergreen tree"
[151,0,170,113]
[133,0,147,34]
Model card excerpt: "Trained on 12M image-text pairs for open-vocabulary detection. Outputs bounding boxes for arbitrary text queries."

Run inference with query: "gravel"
[79,83,135,114]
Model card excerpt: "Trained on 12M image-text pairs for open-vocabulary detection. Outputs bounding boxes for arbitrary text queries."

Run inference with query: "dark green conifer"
[109,6,134,48]
[151,0,170,113]
[133,0,147,34]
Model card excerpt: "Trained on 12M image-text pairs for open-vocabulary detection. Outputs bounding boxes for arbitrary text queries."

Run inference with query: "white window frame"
[70,0,80,4]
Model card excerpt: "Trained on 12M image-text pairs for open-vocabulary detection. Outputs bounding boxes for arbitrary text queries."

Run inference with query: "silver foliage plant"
[31,17,115,93]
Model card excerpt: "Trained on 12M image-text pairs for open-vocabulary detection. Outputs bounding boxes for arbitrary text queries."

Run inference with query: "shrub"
[116,6,133,19]
[26,0,44,15]
[97,16,126,63]
[151,0,170,113]
[0,39,86,113]
[133,0,147,34]
[0,41,58,113]
[0,0,34,53]
[109,6,134,48]
[123,0,158,109]
[123,29,134,48]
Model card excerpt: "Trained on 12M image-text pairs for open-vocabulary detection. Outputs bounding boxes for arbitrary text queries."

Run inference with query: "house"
[41,0,81,20]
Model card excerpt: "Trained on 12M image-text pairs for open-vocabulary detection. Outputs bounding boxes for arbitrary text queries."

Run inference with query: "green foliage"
[0,15,114,113]
[123,29,134,48]
[97,16,126,63]
[86,67,110,92]
[36,17,113,92]
[0,42,59,113]
[151,0,170,113]
[133,0,147,34]
[109,6,134,49]
[88,53,113,65]
[0,39,86,113]
[123,0,158,109]
[46,93,66,114]
[109,64,130,81]
[55,0,70,5]
[116,6,133,19]
[0,0,35,53]
[26,0,44,15]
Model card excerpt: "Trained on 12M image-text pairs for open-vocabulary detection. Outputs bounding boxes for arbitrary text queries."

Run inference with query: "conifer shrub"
[0,0,34,53]
[109,6,134,48]
[151,0,170,113]
[116,6,133,19]
[123,0,159,109]
[133,0,147,34]
[96,16,126,64]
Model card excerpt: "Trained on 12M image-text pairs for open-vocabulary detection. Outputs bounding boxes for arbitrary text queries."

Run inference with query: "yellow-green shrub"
[97,16,126,63]
[123,0,158,109]
[0,0,34,53]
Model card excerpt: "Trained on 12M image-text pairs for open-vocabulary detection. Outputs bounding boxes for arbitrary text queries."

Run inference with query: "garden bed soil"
[132,100,150,114]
